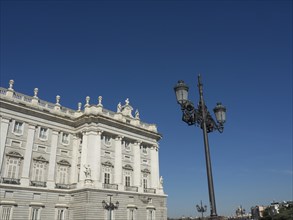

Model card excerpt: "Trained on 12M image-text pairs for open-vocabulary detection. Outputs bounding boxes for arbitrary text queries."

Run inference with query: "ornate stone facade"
[0,80,167,220]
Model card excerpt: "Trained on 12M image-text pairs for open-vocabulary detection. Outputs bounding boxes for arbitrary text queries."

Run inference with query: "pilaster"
[150,144,160,192]
[21,124,36,186]
[87,129,102,185]
[133,141,142,192]
[114,136,123,190]
[47,130,59,189]
[0,117,10,176]
[79,131,88,182]
[70,134,80,183]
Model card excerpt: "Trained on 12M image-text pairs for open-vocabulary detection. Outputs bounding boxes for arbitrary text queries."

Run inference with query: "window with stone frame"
[30,206,41,220]
[61,133,69,145]
[123,165,134,187]
[104,135,112,147]
[4,151,23,180]
[13,121,23,135]
[124,140,131,151]
[147,208,156,220]
[32,156,48,182]
[39,127,48,140]
[143,176,148,189]
[102,161,114,184]
[56,160,71,184]
[127,207,137,220]
[125,175,131,187]
[56,208,66,220]
[141,169,151,190]
[104,172,110,184]
[0,205,13,220]
[142,145,148,155]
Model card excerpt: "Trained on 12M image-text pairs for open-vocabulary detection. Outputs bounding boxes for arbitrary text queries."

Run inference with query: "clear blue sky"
[1,0,292,218]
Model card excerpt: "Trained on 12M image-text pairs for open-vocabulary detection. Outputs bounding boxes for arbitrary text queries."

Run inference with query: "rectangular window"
[39,127,48,139]
[34,163,45,181]
[128,208,136,220]
[104,173,110,184]
[147,209,155,220]
[57,208,65,220]
[143,178,148,189]
[31,207,41,220]
[6,158,18,179]
[61,133,69,144]
[0,206,12,220]
[104,136,112,146]
[58,166,68,184]
[142,146,148,154]
[13,121,23,134]
[125,176,131,187]
[125,141,131,151]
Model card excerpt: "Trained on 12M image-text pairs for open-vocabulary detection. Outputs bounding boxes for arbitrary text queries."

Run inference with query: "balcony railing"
[1,177,20,185]
[55,183,77,189]
[144,188,156,194]
[125,186,138,192]
[30,181,47,187]
[103,183,118,190]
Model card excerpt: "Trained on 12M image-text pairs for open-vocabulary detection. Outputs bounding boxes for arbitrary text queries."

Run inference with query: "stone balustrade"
[0,82,157,132]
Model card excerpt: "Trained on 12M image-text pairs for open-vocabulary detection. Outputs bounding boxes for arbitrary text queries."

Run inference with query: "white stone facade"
[0,80,167,220]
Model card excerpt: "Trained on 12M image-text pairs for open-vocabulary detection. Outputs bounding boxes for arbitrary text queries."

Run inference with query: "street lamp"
[102,195,119,220]
[196,201,207,219]
[174,75,226,219]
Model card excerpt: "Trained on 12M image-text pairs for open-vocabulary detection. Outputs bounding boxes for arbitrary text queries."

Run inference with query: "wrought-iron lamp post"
[196,200,207,219]
[174,75,226,219]
[102,195,119,220]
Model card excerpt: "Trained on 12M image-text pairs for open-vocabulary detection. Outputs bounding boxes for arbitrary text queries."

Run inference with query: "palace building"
[0,80,167,220]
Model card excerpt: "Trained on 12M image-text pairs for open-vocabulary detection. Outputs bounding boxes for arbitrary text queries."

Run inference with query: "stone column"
[79,131,88,182]
[133,141,142,192]
[47,130,59,189]
[70,134,80,183]
[86,130,102,183]
[114,136,123,189]
[21,124,36,186]
[150,144,160,191]
[0,117,10,176]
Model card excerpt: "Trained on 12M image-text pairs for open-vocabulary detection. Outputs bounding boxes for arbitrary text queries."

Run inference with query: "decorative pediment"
[6,151,23,158]
[101,161,114,168]
[57,159,71,166]
[123,164,133,171]
[33,155,48,163]
[120,98,134,118]
[141,168,151,174]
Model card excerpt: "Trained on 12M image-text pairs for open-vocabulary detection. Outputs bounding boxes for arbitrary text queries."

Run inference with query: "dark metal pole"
[109,195,112,220]
[201,201,204,219]
[198,75,218,219]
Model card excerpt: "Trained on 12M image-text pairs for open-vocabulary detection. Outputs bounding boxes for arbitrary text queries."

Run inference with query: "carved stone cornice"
[122,164,133,171]
[101,161,114,168]
[6,151,23,159]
